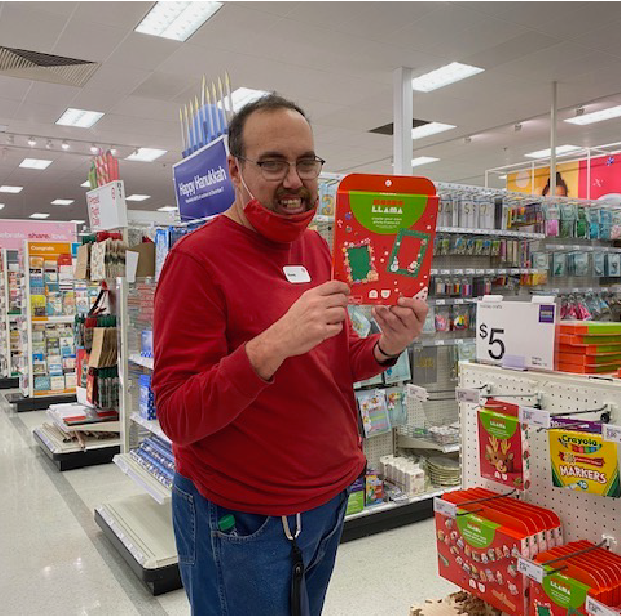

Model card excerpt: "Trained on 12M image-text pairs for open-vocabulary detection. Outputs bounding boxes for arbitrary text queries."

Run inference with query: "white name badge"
[283,266,311,284]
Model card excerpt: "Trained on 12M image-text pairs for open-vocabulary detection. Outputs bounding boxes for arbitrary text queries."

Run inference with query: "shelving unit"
[0,249,24,388]
[96,277,180,595]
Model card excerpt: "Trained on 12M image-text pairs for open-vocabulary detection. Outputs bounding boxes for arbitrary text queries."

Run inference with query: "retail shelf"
[430,267,543,276]
[419,336,475,348]
[396,435,460,453]
[537,285,621,294]
[95,494,181,595]
[8,315,23,321]
[31,315,75,323]
[341,485,461,542]
[13,392,76,412]
[114,453,171,505]
[545,244,621,253]
[437,227,545,239]
[33,423,120,471]
[130,412,171,444]
[129,354,154,371]
[428,298,476,306]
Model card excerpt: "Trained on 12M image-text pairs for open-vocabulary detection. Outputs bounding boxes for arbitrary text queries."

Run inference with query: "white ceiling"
[2,1,621,220]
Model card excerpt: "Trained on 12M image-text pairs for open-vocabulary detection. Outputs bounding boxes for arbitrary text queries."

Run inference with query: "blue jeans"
[172,473,349,616]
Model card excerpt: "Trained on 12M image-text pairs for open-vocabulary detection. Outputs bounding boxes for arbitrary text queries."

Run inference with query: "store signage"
[86,180,128,231]
[172,136,235,221]
[517,557,545,583]
[602,424,621,445]
[433,497,458,518]
[519,406,551,429]
[476,298,556,370]
[586,595,621,616]
[455,388,481,404]
[0,221,76,251]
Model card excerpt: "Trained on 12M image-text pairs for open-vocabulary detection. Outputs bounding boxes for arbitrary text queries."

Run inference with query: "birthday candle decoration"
[189,99,197,150]
[212,82,222,137]
[184,104,191,153]
[179,108,186,152]
[218,76,227,131]
[225,71,233,120]
[205,83,214,143]
[195,95,203,146]
[201,75,209,145]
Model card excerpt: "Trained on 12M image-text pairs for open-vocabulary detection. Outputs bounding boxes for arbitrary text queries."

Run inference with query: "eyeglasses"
[239,156,325,181]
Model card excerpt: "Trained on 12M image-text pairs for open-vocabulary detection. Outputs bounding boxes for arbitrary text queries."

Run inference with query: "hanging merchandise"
[436,488,562,616]
[477,400,530,490]
[545,204,560,237]
[355,389,392,437]
[383,350,412,385]
[332,174,439,305]
[530,541,621,616]
[385,387,407,427]
[559,203,577,238]
[548,428,621,497]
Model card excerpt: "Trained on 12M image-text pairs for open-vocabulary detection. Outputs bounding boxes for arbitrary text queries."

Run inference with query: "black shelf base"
[12,393,76,412]
[341,497,433,543]
[94,510,182,596]
[33,429,120,471]
[0,377,19,389]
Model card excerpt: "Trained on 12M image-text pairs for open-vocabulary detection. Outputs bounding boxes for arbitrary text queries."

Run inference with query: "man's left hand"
[371,298,429,357]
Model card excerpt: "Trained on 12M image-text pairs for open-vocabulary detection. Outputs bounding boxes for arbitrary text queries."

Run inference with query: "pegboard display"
[363,431,395,470]
[460,361,621,551]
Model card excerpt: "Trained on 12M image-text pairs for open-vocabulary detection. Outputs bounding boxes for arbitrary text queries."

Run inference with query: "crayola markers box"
[549,429,621,497]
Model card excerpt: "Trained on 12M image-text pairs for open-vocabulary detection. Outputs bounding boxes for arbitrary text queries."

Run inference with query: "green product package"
[346,488,364,516]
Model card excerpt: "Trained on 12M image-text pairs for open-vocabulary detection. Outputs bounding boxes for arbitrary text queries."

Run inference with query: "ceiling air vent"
[0,47,100,87]
[369,119,429,135]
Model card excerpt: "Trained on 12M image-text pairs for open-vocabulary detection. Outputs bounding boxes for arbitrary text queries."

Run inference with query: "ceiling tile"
[110,96,181,122]
[105,32,182,71]
[132,71,196,101]
[52,21,128,62]
[13,101,73,124]
[0,97,20,120]
[0,76,32,102]
[26,82,80,107]
[463,30,559,70]
[68,88,126,113]
[69,1,152,29]
[85,64,152,95]
[573,20,621,58]
[0,3,69,52]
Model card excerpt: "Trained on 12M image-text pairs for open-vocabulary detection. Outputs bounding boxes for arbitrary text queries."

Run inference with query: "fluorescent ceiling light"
[70,219,85,224]
[499,174,507,180]
[412,62,484,92]
[80,181,90,188]
[158,206,178,212]
[411,122,456,140]
[29,213,49,219]
[0,185,23,193]
[19,158,52,170]
[135,1,223,42]
[219,87,268,113]
[125,148,167,162]
[0,204,4,211]
[411,156,440,167]
[126,194,150,202]
[56,108,105,128]
[524,145,581,159]
[566,104,621,126]
[51,199,73,206]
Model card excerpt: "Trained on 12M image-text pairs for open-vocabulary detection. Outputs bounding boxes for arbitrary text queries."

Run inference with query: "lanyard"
[282,514,309,616]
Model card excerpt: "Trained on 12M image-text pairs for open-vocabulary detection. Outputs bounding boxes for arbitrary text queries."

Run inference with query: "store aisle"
[1,392,454,616]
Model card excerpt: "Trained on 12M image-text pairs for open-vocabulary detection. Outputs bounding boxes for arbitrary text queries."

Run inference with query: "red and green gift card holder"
[332,173,438,305]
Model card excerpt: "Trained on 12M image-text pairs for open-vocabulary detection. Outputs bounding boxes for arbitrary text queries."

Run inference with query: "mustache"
[274,187,313,200]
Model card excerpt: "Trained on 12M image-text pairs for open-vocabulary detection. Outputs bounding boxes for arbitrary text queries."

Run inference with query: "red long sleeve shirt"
[153,215,391,515]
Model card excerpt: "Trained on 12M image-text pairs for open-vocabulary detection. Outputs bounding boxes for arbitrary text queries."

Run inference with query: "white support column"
[393,67,414,175]
[550,81,557,195]
[484,170,489,188]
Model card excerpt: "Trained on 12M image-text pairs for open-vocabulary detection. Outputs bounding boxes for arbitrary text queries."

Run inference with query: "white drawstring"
[281,513,301,540]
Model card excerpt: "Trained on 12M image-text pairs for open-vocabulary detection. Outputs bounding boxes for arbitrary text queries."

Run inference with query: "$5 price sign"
[478,322,505,361]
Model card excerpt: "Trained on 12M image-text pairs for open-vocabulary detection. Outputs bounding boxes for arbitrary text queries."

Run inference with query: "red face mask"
[240,173,317,243]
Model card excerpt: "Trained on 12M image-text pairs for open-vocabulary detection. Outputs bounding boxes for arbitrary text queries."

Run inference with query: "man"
[153,93,428,616]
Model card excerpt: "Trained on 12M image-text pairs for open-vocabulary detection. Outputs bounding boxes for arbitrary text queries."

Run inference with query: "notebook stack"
[557,322,621,374]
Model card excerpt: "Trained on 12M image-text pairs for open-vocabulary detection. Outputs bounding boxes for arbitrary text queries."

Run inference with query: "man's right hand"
[246,281,350,380]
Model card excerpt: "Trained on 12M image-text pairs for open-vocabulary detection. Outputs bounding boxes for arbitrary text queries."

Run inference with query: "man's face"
[231,108,318,216]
